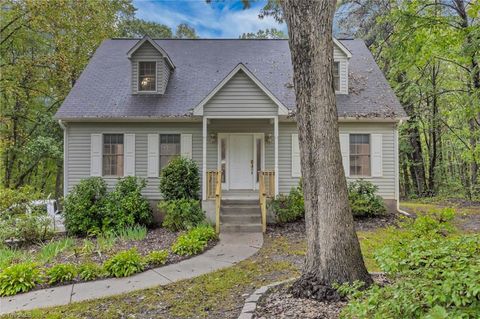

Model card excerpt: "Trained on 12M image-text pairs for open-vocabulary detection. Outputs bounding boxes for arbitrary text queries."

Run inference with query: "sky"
[132,0,288,38]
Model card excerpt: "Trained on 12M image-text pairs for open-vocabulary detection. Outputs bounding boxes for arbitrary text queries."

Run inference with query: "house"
[55,36,406,232]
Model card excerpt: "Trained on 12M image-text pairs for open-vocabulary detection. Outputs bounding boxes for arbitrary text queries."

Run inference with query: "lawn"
[3,201,479,319]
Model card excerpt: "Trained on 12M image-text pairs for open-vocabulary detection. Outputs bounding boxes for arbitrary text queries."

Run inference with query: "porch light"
[266,133,273,144]
[209,133,217,144]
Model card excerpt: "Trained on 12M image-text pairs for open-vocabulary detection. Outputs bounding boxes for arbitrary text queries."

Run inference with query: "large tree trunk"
[282,0,372,301]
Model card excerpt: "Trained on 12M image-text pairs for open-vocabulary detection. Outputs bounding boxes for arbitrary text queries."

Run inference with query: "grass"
[115,225,147,241]
[36,238,75,263]
[400,201,480,215]
[0,248,31,270]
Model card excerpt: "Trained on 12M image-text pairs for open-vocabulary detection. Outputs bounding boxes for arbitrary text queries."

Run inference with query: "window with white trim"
[160,134,180,169]
[103,134,124,176]
[139,61,156,91]
[349,134,370,176]
[333,62,340,91]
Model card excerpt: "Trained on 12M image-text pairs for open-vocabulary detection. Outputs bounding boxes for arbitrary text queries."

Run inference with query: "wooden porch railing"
[206,170,222,233]
[258,170,275,233]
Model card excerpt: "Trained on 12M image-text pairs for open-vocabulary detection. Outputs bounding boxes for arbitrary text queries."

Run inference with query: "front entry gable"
[193,64,288,116]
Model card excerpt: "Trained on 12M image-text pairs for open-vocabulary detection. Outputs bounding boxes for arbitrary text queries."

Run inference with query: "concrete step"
[221,199,259,206]
[221,206,260,215]
[221,223,263,233]
[221,214,261,224]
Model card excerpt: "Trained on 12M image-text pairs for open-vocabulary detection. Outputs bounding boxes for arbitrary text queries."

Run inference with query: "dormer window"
[333,62,340,91]
[139,61,156,92]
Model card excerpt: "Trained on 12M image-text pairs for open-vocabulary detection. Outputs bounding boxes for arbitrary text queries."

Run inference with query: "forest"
[1,0,479,200]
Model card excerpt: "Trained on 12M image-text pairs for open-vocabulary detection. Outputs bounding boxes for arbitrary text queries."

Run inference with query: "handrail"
[215,170,222,233]
[258,170,275,233]
[206,170,222,233]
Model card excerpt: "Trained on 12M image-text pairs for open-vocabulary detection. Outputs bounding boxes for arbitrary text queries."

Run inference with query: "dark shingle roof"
[55,39,406,120]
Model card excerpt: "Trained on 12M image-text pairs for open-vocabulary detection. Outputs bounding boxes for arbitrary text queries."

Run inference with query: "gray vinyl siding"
[65,121,396,201]
[203,70,278,116]
[206,119,275,173]
[131,41,168,94]
[279,122,397,199]
[334,45,349,94]
[66,122,202,200]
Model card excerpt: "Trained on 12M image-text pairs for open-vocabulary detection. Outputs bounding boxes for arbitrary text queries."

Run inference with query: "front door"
[229,134,254,189]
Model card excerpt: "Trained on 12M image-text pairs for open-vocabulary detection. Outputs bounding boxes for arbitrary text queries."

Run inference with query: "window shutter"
[180,134,193,159]
[90,134,102,176]
[371,134,383,177]
[291,134,301,177]
[124,134,135,176]
[339,133,350,177]
[147,134,159,177]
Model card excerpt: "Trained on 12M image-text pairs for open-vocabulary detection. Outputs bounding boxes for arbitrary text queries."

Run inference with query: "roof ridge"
[110,38,358,41]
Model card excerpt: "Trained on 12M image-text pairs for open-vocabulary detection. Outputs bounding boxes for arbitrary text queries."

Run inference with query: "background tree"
[118,18,173,38]
[175,23,198,39]
[240,28,287,39]
[281,0,372,300]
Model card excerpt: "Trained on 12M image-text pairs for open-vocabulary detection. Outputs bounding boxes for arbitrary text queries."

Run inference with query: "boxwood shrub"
[159,157,200,200]
[159,199,205,231]
[348,180,386,217]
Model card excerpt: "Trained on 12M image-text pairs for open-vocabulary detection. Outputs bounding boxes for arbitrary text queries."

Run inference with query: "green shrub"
[46,263,77,284]
[103,248,144,278]
[102,177,152,232]
[63,177,107,236]
[78,262,104,281]
[160,199,205,231]
[0,186,40,215]
[159,157,200,200]
[9,213,53,243]
[145,250,169,266]
[339,210,480,318]
[269,182,304,223]
[348,180,386,217]
[172,225,217,256]
[0,262,43,296]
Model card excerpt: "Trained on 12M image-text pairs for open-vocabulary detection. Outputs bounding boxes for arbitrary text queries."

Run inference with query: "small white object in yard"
[30,199,65,232]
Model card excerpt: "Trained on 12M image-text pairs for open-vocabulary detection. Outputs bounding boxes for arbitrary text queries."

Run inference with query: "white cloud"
[132,0,287,38]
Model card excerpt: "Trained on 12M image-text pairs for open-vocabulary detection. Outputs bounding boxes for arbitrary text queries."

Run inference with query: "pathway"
[0,233,263,315]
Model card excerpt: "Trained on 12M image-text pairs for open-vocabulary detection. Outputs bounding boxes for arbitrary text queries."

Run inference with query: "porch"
[200,117,279,233]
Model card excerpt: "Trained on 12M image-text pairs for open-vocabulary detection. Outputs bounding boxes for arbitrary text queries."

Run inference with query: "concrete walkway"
[0,233,263,315]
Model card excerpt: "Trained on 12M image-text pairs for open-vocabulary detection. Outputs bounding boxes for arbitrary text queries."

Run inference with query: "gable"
[130,41,171,94]
[203,70,279,116]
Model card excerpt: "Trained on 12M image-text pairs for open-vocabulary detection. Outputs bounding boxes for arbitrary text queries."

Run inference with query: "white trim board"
[193,63,289,116]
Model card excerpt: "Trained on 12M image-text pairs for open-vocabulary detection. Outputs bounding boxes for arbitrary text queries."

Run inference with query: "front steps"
[220,199,262,233]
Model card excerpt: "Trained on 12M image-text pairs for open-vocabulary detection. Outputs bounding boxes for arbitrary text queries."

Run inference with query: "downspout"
[395,119,411,217]
[58,120,68,198]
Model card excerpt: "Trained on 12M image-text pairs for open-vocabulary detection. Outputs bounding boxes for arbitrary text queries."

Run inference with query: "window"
[220,137,227,183]
[349,134,370,176]
[138,61,156,91]
[160,134,180,169]
[333,62,340,91]
[256,138,262,182]
[103,134,124,176]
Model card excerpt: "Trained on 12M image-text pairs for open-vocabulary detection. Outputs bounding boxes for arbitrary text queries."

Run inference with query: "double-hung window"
[349,134,370,176]
[103,134,124,176]
[139,61,156,92]
[160,134,180,169]
[333,62,340,91]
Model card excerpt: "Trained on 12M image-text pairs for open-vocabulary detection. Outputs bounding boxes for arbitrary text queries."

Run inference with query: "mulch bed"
[254,274,389,319]
[267,212,399,235]
[10,227,218,290]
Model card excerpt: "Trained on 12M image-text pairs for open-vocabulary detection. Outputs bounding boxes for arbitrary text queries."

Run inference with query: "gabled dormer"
[333,38,351,95]
[127,35,175,95]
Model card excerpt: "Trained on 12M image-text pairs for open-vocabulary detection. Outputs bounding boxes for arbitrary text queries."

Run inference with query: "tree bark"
[282,0,372,301]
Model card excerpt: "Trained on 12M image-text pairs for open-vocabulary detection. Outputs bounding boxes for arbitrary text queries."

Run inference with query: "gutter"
[58,120,68,197]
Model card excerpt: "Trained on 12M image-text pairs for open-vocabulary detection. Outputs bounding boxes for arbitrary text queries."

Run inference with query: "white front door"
[229,134,254,189]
